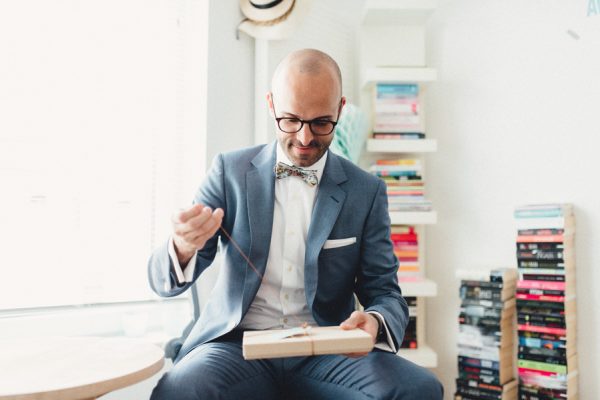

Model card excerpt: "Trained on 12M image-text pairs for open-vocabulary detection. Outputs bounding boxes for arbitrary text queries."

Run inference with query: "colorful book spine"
[373,83,423,135]
[514,203,577,399]
[455,268,518,400]
[371,158,432,212]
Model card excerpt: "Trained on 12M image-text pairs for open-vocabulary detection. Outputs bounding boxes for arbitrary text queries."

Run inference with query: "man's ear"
[339,96,347,116]
[266,92,275,118]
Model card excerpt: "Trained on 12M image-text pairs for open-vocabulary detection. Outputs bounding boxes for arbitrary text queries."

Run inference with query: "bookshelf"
[358,0,438,368]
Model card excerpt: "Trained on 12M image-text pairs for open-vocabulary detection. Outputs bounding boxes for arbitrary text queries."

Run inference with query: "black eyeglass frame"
[271,96,342,136]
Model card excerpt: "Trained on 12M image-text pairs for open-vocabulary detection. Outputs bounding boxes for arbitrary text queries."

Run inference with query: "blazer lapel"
[305,152,348,309]
[243,142,276,303]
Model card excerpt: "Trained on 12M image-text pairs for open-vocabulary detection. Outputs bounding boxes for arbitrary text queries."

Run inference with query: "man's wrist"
[173,240,196,266]
[368,312,384,341]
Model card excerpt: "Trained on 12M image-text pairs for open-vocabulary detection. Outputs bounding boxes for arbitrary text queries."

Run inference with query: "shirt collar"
[276,142,328,185]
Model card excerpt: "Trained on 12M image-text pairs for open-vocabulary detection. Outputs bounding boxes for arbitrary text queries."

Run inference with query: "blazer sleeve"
[355,178,409,349]
[147,153,226,298]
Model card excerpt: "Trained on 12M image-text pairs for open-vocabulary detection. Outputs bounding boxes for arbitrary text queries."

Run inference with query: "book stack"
[392,225,421,281]
[400,296,418,349]
[372,83,424,139]
[514,204,578,399]
[369,159,432,212]
[455,268,519,400]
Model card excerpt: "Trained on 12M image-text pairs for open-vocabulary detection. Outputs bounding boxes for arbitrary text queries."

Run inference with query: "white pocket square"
[323,237,356,250]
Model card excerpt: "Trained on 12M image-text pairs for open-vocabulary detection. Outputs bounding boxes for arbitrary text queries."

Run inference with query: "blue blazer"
[148,141,409,363]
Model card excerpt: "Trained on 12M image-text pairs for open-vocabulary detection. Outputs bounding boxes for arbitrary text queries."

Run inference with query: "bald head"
[268,49,346,167]
[271,49,343,99]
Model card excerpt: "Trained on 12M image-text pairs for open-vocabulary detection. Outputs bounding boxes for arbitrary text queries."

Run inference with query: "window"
[0,0,208,310]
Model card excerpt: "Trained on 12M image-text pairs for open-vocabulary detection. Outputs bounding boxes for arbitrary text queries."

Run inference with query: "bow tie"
[274,162,318,187]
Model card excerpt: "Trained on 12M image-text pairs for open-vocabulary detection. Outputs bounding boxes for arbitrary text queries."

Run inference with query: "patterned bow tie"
[274,162,318,187]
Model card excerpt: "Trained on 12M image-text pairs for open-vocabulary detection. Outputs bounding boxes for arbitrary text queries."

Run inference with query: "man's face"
[269,70,344,167]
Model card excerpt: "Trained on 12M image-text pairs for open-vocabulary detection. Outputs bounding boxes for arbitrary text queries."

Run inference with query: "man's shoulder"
[220,143,269,164]
[220,144,270,168]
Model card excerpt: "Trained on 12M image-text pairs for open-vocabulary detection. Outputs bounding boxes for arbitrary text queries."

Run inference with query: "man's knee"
[150,342,279,400]
[150,362,220,400]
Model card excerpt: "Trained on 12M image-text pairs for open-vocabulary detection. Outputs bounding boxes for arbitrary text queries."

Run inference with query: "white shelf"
[362,0,437,26]
[362,67,437,88]
[367,139,437,153]
[397,344,438,368]
[398,278,438,297]
[389,211,437,225]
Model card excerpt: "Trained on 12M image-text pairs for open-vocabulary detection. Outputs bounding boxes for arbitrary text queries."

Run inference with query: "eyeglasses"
[272,97,341,136]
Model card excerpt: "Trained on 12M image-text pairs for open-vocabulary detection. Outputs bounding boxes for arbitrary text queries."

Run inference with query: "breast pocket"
[320,237,357,259]
[323,237,356,249]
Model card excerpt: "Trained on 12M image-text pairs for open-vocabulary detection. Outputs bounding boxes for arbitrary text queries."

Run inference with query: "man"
[148,49,443,399]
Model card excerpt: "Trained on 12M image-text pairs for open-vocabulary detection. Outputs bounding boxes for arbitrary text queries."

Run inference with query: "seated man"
[148,48,443,400]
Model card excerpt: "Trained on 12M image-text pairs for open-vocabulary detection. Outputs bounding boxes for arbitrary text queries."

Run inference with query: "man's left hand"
[339,311,378,358]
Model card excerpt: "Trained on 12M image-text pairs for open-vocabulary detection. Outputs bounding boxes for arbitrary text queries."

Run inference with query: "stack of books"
[514,204,578,399]
[455,268,519,400]
[372,83,424,139]
[392,225,421,281]
[400,296,418,349]
[369,159,432,212]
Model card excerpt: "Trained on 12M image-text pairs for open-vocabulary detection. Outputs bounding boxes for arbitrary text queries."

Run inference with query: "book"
[456,269,517,400]
[373,84,423,133]
[514,204,573,219]
[242,326,373,360]
[455,378,517,400]
[514,217,574,230]
[460,284,515,302]
[400,296,418,349]
[373,132,425,139]
[514,203,577,399]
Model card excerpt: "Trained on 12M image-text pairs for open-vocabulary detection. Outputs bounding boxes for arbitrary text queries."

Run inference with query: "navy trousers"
[150,332,443,400]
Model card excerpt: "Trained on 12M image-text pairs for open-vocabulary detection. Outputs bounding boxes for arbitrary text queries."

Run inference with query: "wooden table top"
[0,336,165,400]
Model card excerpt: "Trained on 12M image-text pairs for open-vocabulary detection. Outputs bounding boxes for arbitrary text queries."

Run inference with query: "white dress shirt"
[168,144,397,352]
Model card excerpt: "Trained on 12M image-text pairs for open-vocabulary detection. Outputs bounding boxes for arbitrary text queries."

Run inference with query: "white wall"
[425,1,600,398]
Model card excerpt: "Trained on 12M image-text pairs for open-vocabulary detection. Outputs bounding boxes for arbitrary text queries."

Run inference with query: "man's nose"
[296,123,314,146]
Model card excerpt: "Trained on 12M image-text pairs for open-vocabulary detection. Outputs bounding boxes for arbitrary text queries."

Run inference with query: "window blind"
[0,0,207,310]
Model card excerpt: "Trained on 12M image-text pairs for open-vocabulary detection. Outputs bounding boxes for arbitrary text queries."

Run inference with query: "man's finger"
[173,204,205,224]
[176,207,215,237]
[187,209,224,245]
[340,311,364,330]
[188,208,223,233]
[186,207,214,229]
[187,215,222,244]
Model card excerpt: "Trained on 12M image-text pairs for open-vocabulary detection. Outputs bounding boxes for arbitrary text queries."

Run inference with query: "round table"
[0,336,165,400]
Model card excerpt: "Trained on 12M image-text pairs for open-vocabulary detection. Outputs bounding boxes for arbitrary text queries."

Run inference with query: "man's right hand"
[172,204,224,266]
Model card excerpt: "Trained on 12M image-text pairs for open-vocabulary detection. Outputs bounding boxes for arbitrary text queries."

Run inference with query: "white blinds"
[0,0,208,309]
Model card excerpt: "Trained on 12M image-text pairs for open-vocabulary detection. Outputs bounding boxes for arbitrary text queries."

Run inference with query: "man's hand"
[339,311,379,358]
[172,204,224,265]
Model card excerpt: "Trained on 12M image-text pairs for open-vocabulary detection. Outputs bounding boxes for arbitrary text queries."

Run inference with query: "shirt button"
[287,265,293,272]
[284,294,289,301]
[283,318,288,324]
